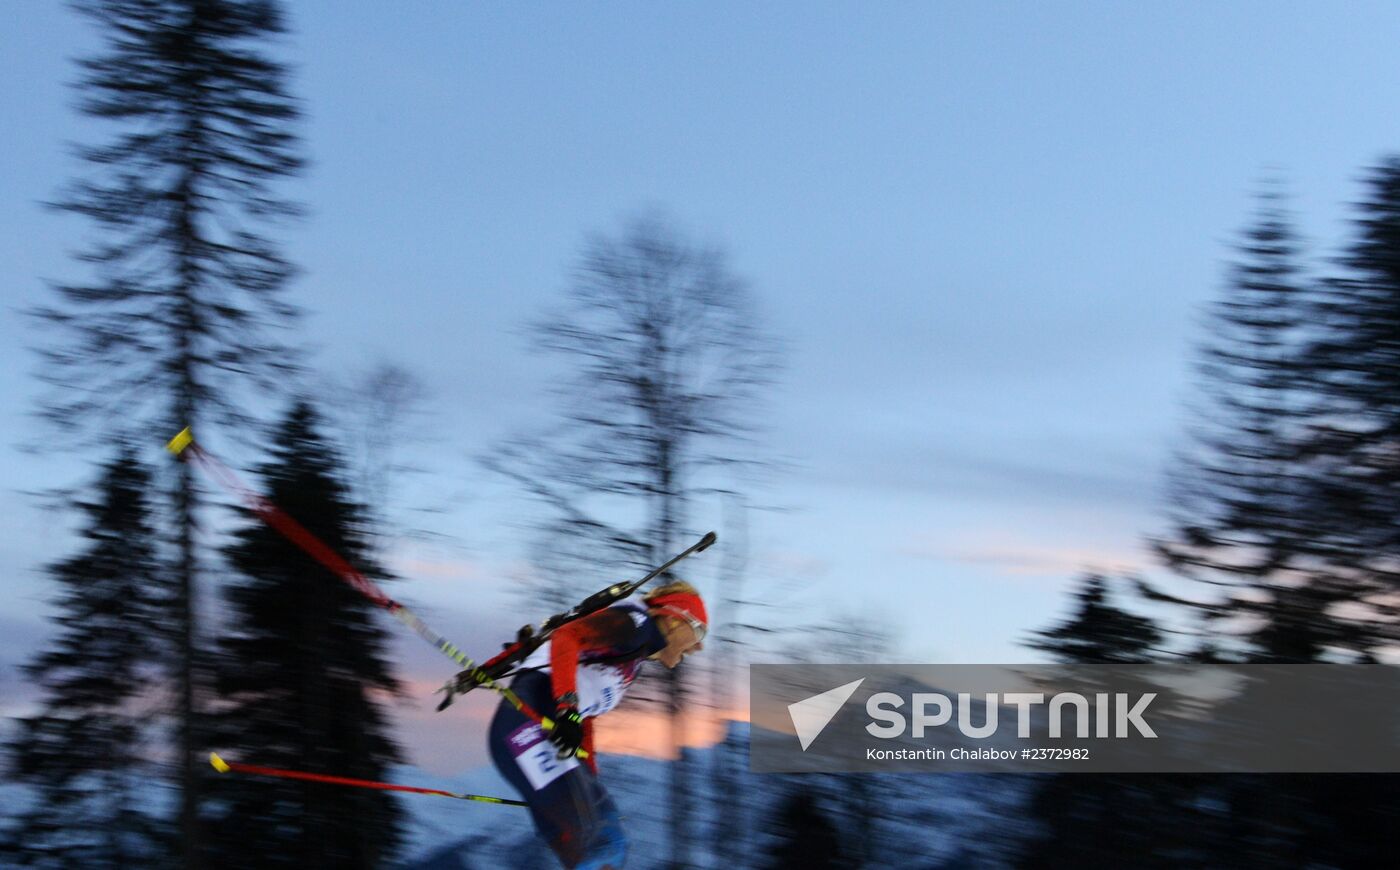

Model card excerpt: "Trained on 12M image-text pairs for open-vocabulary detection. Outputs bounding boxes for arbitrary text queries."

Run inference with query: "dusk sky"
[6,2,1400,773]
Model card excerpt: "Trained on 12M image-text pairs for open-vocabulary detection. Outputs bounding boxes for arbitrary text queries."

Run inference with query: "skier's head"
[645,579,707,668]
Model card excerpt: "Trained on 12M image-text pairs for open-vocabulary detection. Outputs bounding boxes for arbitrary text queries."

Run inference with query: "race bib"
[506,722,579,791]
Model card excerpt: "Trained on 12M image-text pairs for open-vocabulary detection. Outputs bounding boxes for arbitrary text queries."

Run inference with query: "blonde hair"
[644,579,700,602]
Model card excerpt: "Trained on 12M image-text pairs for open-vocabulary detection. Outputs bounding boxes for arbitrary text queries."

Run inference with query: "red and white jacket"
[518,602,666,771]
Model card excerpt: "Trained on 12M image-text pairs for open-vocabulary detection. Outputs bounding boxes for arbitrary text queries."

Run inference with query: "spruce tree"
[1,448,169,867]
[1277,157,1400,864]
[1152,187,1353,662]
[33,4,305,859]
[205,402,404,869]
[1135,180,1400,864]
[1198,160,1400,867]
[1300,157,1400,652]
[1017,575,1200,868]
[1026,573,1163,663]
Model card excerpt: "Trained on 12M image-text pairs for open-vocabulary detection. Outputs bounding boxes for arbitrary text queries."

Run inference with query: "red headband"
[647,591,707,627]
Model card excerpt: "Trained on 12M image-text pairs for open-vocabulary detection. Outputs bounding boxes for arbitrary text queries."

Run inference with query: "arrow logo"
[787,678,865,750]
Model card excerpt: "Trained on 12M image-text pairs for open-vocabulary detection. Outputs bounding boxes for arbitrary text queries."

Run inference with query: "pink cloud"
[388,688,749,774]
[593,704,749,760]
[903,527,1146,579]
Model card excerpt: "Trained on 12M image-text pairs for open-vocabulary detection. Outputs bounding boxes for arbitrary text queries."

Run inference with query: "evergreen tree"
[1151,186,1354,662]
[1299,156,1400,651]
[33,3,305,859]
[1016,575,1203,868]
[205,402,404,869]
[1026,573,1163,663]
[1271,155,1400,861]
[1195,160,1400,867]
[1132,179,1400,865]
[1,448,169,867]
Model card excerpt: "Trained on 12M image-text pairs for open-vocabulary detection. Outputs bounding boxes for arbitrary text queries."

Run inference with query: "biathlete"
[487,580,708,869]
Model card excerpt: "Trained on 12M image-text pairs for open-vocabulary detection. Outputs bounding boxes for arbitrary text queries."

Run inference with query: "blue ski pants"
[489,671,627,869]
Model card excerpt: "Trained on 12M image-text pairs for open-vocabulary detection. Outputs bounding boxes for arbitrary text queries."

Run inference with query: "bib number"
[507,722,578,791]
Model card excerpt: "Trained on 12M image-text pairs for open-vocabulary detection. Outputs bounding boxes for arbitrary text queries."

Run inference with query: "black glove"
[548,704,584,758]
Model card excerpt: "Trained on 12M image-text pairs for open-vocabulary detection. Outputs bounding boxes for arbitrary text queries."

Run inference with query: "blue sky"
[6,1,1400,772]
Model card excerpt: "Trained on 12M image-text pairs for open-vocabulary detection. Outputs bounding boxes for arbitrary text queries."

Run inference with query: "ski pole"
[166,427,579,754]
[209,753,526,807]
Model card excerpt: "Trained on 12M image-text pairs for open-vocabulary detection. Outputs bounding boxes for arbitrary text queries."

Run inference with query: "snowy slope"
[402,721,1032,869]
[0,723,1031,868]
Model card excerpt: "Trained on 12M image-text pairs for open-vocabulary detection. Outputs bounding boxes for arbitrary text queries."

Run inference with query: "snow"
[0,721,1034,867]
[400,720,1033,869]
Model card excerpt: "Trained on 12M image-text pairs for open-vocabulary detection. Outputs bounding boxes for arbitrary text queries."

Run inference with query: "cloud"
[833,435,1161,512]
[593,704,748,761]
[904,533,1146,579]
[380,537,519,589]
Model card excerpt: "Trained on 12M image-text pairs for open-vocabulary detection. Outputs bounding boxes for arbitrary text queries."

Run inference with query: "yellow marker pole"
[165,426,194,456]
